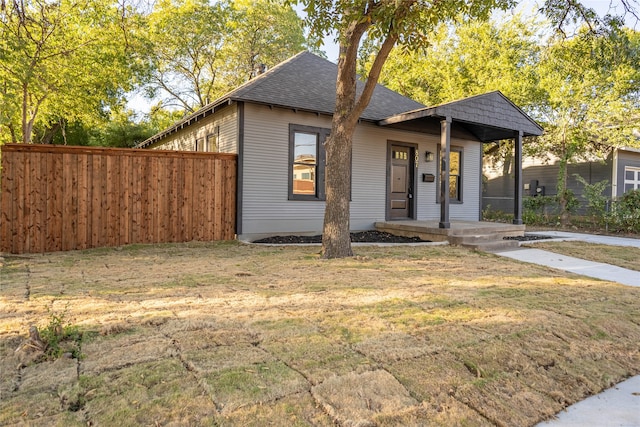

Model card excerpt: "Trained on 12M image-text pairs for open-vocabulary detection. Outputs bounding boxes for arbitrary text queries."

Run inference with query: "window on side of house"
[289,124,329,200]
[624,166,640,193]
[195,137,204,152]
[206,131,218,152]
[438,147,463,203]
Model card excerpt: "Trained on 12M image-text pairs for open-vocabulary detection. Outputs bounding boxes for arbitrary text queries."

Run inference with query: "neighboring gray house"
[483,146,640,214]
[138,51,543,241]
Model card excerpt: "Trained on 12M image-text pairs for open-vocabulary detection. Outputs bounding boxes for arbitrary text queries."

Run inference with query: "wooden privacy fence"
[1,144,237,254]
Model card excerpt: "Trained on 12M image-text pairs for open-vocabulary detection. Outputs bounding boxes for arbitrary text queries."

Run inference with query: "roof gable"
[381,91,543,141]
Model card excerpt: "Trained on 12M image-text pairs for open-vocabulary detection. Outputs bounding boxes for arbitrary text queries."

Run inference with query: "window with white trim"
[624,166,640,193]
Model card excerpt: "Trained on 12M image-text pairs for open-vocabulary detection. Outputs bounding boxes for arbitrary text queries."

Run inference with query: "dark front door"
[388,144,414,220]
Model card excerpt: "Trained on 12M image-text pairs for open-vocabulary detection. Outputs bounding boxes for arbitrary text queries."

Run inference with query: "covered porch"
[379,91,544,228]
[375,220,526,251]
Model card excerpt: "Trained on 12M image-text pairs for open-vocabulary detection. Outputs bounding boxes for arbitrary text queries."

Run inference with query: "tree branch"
[349,1,417,126]
[350,32,398,125]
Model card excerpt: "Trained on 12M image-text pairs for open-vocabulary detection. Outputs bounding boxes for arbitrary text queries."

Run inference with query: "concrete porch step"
[448,225,525,237]
[455,239,520,252]
[449,233,521,251]
[374,220,525,251]
[449,233,503,245]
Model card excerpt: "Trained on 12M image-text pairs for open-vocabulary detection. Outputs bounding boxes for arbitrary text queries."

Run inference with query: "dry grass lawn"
[527,241,640,272]
[1,241,639,426]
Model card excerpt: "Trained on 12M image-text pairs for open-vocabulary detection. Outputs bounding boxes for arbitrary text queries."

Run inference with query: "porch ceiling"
[380,116,525,142]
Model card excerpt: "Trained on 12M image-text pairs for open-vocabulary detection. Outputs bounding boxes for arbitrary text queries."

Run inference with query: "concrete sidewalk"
[526,231,640,249]
[536,375,640,427]
[495,247,639,287]
[492,231,640,426]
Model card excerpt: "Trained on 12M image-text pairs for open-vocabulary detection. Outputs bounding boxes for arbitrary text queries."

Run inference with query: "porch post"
[513,130,523,225]
[439,117,452,228]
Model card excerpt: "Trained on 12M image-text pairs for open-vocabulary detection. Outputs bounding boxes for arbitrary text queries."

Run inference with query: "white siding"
[218,105,238,153]
[240,103,483,239]
[241,104,329,237]
[148,104,238,153]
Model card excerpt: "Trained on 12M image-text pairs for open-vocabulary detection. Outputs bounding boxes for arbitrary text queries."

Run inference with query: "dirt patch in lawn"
[526,240,640,272]
[1,242,639,426]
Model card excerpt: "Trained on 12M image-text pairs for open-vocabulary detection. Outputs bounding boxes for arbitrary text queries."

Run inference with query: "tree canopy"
[0,0,310,146]
[534,25,640,223]
[367,13,544,109]
[143,0,309,114]
[0,0,145,144]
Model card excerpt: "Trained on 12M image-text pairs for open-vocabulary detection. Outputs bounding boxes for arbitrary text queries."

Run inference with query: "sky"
[128,0,638,117]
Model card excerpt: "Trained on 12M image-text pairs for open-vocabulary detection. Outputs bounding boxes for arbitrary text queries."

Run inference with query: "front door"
[387,144,415,220]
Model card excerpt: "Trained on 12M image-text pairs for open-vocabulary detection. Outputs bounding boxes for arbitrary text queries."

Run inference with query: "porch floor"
[374,220,525,251]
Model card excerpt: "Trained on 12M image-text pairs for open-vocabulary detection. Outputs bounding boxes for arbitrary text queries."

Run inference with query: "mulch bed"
[504,234,554,241]
[253,231,553,244]
[253,230,430,244]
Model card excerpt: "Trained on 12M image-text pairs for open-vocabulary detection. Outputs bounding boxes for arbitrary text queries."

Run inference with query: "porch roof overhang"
[378,91,543,142]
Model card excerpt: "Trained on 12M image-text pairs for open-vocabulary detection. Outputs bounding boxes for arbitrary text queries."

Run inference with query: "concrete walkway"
[496,247,639,287]
[526,231,640,249]
[536,375,640,427]
[492,231,640,426]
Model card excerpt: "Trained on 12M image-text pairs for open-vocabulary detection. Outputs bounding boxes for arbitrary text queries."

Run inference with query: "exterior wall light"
[425,151,434,162]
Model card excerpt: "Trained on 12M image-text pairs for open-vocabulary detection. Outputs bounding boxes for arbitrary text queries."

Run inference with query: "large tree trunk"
[321,33,360,259]
[320,7,401,259]
[322,120,355,258]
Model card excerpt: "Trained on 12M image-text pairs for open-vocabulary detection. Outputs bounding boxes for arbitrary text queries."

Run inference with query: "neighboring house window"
[438,147,463,203]
[195,137,204,152]
[289,124,329,200]
[624,166,640,193]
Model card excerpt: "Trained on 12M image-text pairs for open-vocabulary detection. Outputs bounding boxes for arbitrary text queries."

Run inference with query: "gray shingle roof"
[138,52,542,148]
[227,51,425,121]
[381,91,544,141]
[138,51,425,148]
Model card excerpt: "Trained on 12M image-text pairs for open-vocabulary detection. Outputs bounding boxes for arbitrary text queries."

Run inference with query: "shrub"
[523,195,558,225]
[558,189,580,215]
[482,205,513,223]
[610,189,640,233]
[574,175,609,226]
